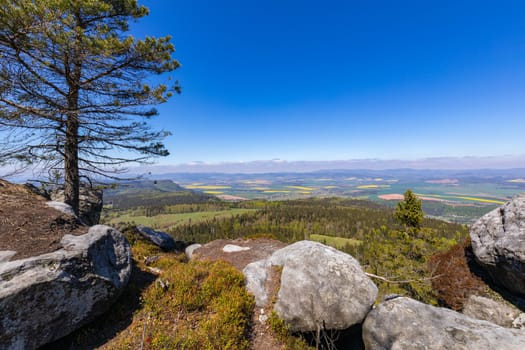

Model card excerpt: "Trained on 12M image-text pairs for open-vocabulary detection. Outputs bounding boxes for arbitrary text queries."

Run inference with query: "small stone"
[185,243,202,260]
[223,244,251,253]
[259,314,269,324]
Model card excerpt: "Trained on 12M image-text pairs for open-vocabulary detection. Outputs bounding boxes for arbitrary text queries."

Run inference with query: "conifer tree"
[394,189,424,229]
[0,0,179,214]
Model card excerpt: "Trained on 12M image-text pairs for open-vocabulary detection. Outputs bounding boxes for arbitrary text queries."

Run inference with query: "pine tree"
[0,0,179,214]
[394,189,424,229]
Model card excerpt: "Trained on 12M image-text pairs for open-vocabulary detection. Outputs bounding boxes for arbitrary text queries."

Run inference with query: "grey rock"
[0,225,131,350]
[363,297,525,350]
[0,251,16,263]
[185,243,202,260]
[463,294,522,328]
[50,185,103,226]
[244,240,377,332]
[46,201,78,218]
[470,194,525,296]
[223,244,251,253]
[135,225,183,251]
[243,259,272,306]
[513,313,525,329]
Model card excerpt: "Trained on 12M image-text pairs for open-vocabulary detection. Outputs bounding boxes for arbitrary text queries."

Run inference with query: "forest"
[103,195,469,305]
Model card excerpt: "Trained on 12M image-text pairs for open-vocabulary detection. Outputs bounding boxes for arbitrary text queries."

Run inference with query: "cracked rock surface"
[363,297,525,350]
[0,225,131,350]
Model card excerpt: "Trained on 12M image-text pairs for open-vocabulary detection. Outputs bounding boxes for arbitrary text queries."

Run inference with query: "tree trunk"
[64,13,84,216]
[64,110,79,215]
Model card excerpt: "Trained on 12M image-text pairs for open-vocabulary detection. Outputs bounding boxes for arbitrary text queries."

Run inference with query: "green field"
[309,234,362,249]
[108,208,256,231]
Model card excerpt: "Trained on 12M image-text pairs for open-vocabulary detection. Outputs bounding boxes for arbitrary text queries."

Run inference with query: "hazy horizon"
[132,155,525,174]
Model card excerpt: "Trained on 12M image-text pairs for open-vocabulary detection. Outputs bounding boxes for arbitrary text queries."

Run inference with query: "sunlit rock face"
[470,194,525,297]
[363,297,525,350]
[0,225,131,350]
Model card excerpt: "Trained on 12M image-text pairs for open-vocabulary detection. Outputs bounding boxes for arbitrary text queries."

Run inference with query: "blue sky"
[133,0,525,165]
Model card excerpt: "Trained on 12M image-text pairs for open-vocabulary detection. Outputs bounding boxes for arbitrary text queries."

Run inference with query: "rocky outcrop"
[49,185,103,226]
[363,296,525,350]
[0,225,131,350]
[244,240,377,332]
[462,295,525,329]
[470,194,525,296]
[135,225,185,251]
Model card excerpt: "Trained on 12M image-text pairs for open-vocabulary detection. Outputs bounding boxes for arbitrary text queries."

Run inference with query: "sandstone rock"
[185,243,202,260]
[49,185,103,226]
[223,244,251,253]
[244,240,377,332]
[0,251,16,263]
[46,201,78,218]
[0,225,131,350]
[463,294,522,328]
[363,296,525,350]
[135,225,184,251]
[244,259,272,306]
[470,194,525,296]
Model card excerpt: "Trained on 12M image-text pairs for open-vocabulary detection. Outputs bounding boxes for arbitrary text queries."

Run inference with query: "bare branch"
[365,272,443,284]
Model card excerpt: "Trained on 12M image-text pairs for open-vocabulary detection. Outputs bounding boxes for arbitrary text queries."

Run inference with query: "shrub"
[99,240,255,349]
[428,238,486,310]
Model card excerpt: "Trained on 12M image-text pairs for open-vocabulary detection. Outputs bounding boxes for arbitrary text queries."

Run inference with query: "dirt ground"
[193,238,287,271]
[193,238,288,350]
[0,179,87,260]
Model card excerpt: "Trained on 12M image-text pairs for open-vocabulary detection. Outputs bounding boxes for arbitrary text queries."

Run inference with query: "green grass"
[309,234,362,249]
[108,209,256,231]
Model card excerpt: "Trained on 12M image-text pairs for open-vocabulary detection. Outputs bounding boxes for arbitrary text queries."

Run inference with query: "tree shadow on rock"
[39,262,157,350]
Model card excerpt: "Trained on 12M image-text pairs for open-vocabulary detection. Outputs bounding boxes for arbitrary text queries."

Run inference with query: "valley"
[145,168,525,223]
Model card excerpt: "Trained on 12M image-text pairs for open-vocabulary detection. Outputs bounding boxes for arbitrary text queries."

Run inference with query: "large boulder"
[135,225,184,251]
[49,185,103,226]
[363,296,525,349]
[470,194,525,296]
[244,240,377,332]
[462,294,525,329]
[0,225,131,350]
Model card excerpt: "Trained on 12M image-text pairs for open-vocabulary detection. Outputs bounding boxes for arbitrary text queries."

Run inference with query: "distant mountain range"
[130,155,525,174]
